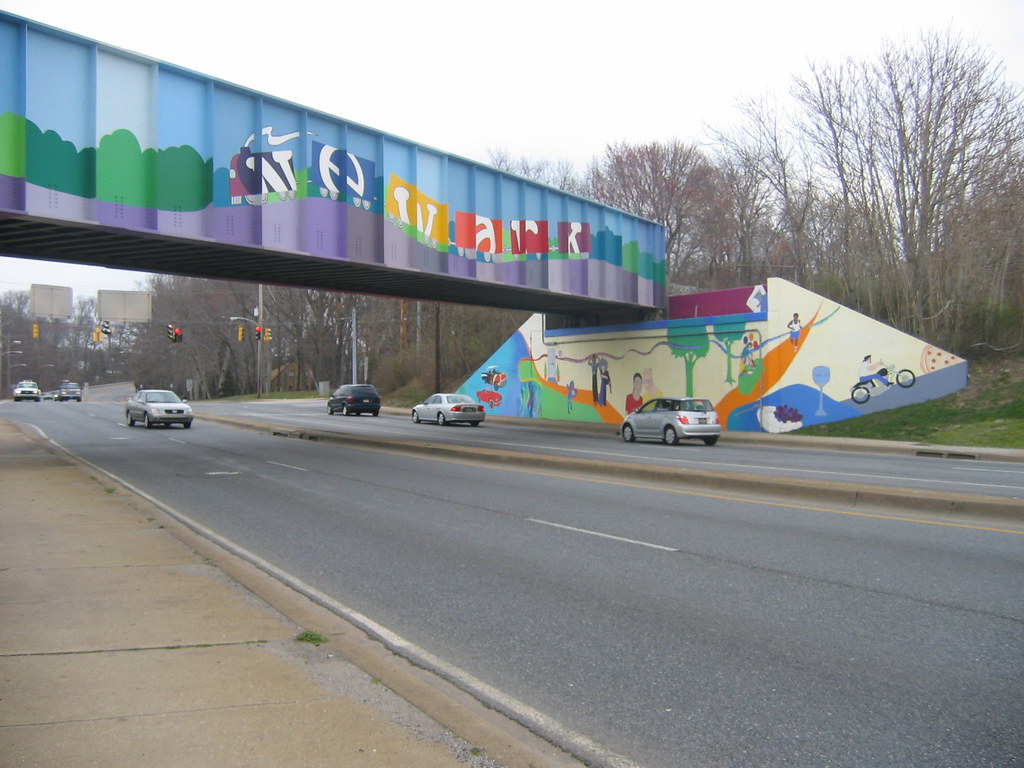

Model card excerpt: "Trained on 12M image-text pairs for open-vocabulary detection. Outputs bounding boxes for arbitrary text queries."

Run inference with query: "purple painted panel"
[305,196,346,259]
[157,208,209,239]
[525,259,547,291]
[0,173,25,211]
[669,285,764,319]
[447,253,476,279]
[548,260,570,294]
[211,205,261,246]
[347,205,382,264]
[261,199,303,253]
[383,224,419,271]
[503,259,526,288]
[568,260,588,296]
[96,200,158,230]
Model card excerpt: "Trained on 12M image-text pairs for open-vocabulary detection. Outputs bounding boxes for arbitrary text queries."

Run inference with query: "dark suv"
[57,381,82,401]
[327,383,381,416]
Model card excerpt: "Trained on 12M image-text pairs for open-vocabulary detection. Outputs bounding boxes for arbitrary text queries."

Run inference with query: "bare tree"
[792,30,1024,349]
[581,140,719,289]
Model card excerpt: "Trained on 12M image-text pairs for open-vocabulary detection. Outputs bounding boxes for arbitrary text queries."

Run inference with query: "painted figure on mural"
[741,335,754,371]
[858,354,890,388]
[625,372,644,414]
[787,313,802,348]
[642,368,663,399]
[590,355,611,406]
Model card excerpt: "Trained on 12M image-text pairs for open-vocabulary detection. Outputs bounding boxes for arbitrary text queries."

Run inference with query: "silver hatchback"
[620,397,721,446]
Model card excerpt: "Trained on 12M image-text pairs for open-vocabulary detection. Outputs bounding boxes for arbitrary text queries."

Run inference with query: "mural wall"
[459,278,968,432]
[0,12,664,308]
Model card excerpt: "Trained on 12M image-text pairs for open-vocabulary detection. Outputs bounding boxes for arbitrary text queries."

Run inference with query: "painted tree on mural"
[712,323,747,384]
[667,327,711,397]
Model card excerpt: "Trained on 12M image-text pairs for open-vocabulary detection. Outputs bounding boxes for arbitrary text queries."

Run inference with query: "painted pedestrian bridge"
[0,12,663,323]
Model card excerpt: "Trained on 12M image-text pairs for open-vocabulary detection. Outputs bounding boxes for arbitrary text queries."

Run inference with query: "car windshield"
[18,381,38,388]
[447,394,473,403]
[348,386,377,396]
[62,382,80,389]
[144,392,181,403]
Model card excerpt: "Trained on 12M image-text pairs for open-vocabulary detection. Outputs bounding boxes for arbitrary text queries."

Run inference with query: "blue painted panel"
[25,29,93,150]
[0,18,23,115]
[158,70,210,154]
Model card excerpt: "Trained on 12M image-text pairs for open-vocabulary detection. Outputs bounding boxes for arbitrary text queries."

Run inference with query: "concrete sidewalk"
[0,420,583,768]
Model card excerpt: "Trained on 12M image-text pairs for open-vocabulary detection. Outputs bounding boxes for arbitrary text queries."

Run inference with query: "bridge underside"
[0,213,658,326]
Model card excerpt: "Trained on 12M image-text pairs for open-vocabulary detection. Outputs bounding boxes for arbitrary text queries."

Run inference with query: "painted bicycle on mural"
[851,355,916,404]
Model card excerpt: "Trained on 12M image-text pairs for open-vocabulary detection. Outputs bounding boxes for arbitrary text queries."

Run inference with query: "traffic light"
[32,322,39,339]
[100,320,112,335]
[92,326,103,343]
[173,327,183,343]
[166,324,175,341]
[237,325,245,342]
[263,326,272,342]
[254,326,262,341]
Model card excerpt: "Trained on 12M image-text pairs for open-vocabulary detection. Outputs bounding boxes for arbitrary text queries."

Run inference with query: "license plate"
[698,417,706,424]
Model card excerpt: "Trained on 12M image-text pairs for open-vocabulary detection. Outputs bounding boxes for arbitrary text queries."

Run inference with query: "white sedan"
[411,393,485,426]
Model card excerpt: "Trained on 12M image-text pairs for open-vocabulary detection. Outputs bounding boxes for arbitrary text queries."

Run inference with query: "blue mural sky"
[3,0,1022,295]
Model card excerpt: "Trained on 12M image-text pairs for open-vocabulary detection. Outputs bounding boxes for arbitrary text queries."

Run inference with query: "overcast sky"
[1,0,1022,296]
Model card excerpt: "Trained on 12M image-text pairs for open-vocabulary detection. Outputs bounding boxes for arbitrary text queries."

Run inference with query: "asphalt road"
[195,397,1024,501]
[5,399,1023,768]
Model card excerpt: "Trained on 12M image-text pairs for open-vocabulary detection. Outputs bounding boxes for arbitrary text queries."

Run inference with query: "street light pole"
[1,350,24,400]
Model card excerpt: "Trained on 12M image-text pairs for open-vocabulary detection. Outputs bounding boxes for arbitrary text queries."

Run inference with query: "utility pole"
[350,305,357,384]
[256,284,264,398]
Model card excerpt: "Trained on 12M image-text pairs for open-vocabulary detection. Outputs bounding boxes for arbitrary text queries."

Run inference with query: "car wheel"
[412,410,421,423]
[327,403,335,415]
[436,412,446,426]
[342,404,350,416]
[183,421,192,429]
[372,410,379,416]
[622,423,636,442]
[662,425,678,445]
[144,414,153,429]
[702,435,719,446]
[126,411,135,426]
[470,421,481,427]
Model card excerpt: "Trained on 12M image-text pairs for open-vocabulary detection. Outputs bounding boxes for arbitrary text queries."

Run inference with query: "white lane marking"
[205,471,239,476]
[529,518,679,552]
[267,460,308,472]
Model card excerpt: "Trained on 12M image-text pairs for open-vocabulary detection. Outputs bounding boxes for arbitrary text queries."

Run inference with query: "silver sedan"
[126,389,194,429]
[620,397,721,445]
[412,393,485,426]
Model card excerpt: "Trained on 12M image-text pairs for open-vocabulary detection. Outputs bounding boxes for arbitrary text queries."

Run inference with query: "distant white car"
[125,389,193,429]
[412,393,485,426]
[13,380,41,402]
